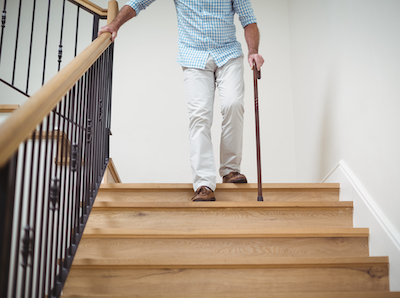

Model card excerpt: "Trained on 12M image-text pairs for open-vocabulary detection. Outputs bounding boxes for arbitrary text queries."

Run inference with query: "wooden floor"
[62,183,400,297]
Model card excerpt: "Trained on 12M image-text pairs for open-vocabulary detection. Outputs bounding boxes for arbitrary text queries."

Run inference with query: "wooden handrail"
[0,105,20,113]
[68,0,108,17]
[0,0,119,168]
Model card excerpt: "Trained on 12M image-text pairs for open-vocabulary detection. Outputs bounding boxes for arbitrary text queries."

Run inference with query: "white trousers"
[183,55,245,191]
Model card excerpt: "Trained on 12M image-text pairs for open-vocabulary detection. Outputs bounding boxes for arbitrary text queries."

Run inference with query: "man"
[99,0,264,202]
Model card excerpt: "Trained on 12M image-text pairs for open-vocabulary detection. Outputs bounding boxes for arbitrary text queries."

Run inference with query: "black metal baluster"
[25,0,37,94]
[99,51,106,187]
[12,0,23,85]
[0,152,18,298]
[42,110,57,298]
[75,72,88,246]
[50,96,67,297]
[42,0,51,85]
[70,78,81,253]
[107,45,115,159]
[47,176,60,298]
[35,117,51,298]
[55,89,73,297]
[11,140,28,298]
[0,0,8,67]
[92,14,100,41]
[84,66,93,217]
[46,103,61,297]
[21,130,39,298]
[65,82,79,276]
[99,52,106,174]
[21,225,33,298]
[95,56,102,193]
[93,57,101,192]
[58,0,66,71]
[90,59,98,204]
[29,123,44,298]
[74,6,80,57]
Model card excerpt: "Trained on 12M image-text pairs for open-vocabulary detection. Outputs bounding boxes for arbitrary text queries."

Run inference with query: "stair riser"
[97,189,339,202]
[76,237,369,260]
[64,266,389,295]
[86,208,353,230]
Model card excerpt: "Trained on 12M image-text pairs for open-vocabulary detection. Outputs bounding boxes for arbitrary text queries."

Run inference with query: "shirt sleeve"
[232,0,257,28]
[124,0,157,16]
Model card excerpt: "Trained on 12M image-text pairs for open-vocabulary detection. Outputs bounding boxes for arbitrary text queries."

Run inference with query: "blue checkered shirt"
[125,0,257,69]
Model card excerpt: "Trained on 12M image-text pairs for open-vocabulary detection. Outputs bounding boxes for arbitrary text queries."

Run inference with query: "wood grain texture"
[85,207,353,230]
[82,227,370,238]
[69,0,107,16]
[0,105,20,113]
[61,292,400,298]
[70,256,389,268]
[75,236,369,260]
[98,183,339,202]
[62,182,398,296]
[63,266,389,295]
[107,0,119,24]
[91,201,352,209]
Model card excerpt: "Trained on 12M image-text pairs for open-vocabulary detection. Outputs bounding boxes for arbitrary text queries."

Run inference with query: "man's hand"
[244,23,264,71]
[248,53,264,71]
[98,23,119,42]
[97,5,136,42]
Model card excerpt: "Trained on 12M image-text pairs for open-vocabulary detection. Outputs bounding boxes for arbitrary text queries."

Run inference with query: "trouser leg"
[183,57,217,191]
[216,55,245,177]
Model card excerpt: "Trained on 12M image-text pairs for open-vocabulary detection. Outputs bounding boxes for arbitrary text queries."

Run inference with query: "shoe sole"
[224,179,248,183]
[192,198,216,202]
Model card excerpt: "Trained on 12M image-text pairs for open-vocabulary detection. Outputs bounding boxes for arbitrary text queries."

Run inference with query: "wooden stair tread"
[92,201,352,209]
[64,266,390,295]
[61,292,400,298]
[63,182,397,296]
[87,201,354,230]
[100,183,340,190]
[71,256,388,268]
[82,227,369,238]
[97,183,340,202]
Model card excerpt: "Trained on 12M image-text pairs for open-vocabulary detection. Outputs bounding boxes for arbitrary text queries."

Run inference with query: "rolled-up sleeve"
[125,0,157,16]
[233,0,257,28]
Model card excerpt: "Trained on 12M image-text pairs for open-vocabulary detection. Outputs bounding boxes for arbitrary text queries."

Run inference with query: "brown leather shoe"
[191,186,216,201]
[223,172,248,183]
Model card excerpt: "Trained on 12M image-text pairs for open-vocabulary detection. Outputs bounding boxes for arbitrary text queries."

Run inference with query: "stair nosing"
[99,183,340,191]
[71,256,389,269]
[82,228,369,238]
[91,201,352,209]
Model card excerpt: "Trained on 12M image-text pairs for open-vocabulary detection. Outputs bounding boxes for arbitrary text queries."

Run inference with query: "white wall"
[2,0,399,290]
[288,0,400,289]
[96,0,296,185]
[0,0,94,99]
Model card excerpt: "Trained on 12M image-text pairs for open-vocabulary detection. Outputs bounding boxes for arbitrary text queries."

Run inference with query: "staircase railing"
[0,0,108,97]
[0,1,118,297]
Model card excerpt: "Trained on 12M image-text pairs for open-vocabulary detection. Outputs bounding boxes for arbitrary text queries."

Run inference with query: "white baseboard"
[322,160,400,291]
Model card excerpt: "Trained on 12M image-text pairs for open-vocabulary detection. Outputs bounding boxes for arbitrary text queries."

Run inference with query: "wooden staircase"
[62,183,400,297]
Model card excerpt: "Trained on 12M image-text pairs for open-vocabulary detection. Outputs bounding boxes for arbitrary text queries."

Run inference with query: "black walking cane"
[253,62,263,201]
